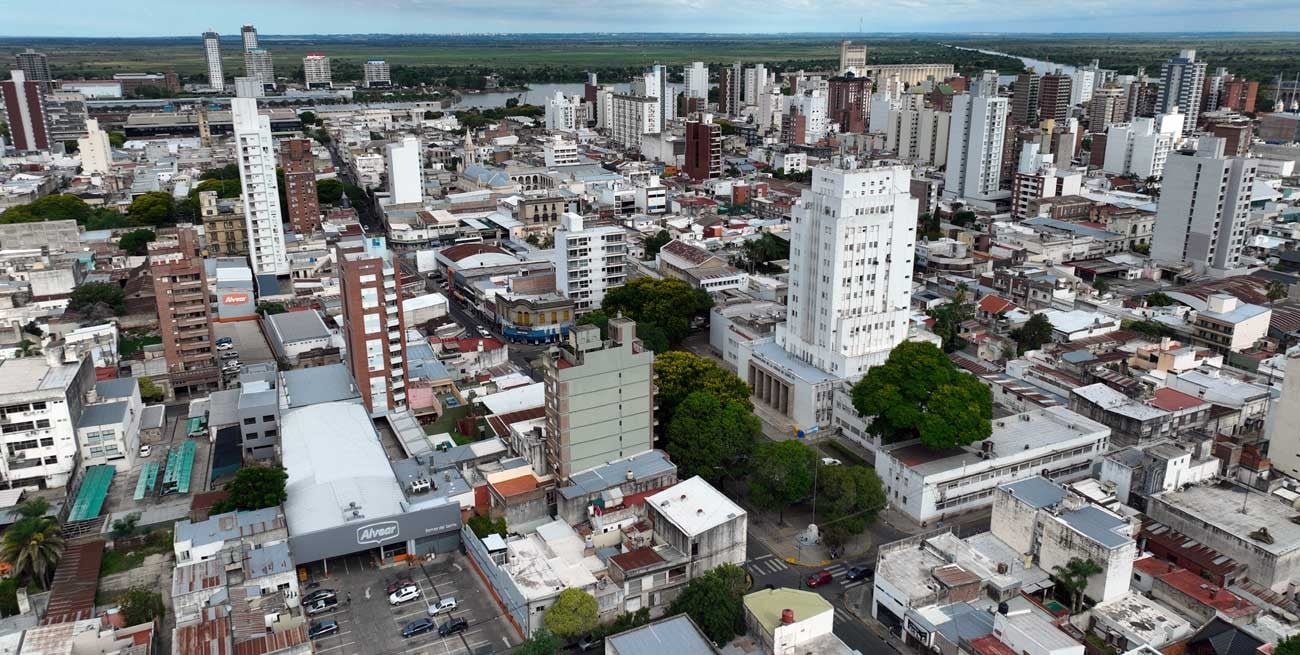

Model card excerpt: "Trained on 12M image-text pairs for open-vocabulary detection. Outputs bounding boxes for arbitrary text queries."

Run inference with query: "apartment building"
[200,191,247,257]
[1157,50,1206,136]
[232,97,289,278]
[337,236,407,415]
[1,69,50,151]
[552,213,626,315]
[151,228,220,395]
[203,31,224,91]
[683,115,722,181]
[609,95,660,150]
[363,59,390,88]
[302,54,331,88]
[1101,114,1183,179]
[944,73,1008,202]
[0,353,94,489]
[280,138,320,234]
[1151,136,1256,277]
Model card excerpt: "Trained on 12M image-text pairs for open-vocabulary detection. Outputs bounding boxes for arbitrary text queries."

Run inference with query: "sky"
[4,0,1300,36]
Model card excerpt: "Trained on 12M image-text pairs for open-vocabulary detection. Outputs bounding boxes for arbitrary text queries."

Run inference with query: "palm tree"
[14,498,49,521]
[1052,558,1103,613]
[1267,280,1289,305]
[15,340,40,358]
[1,517,64,590]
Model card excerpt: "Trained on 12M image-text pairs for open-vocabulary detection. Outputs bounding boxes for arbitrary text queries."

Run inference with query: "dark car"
[844,566,873,582]
[402,618,435,638]
[439,617,469,636]
[308,620,339,640]
[303,589,337,605]
[806,569,833,588]
[386,576,415,594]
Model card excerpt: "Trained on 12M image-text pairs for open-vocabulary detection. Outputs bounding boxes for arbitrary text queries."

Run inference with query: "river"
[449,82,632,109]
[948,45,1078,84]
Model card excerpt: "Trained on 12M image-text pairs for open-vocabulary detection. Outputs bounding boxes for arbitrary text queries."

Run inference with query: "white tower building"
[944,72,1008,201]
[77,118,112,175]
[231,97,288,277]
[545,91,579,131]
[685,62,709,101]
[1157,50,1206,136]
[202,31,224,91]
[385,136,423,206]
[1151,136,1256,277]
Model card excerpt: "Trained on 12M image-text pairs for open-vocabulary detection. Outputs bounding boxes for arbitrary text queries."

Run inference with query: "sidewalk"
[738,490,876,567]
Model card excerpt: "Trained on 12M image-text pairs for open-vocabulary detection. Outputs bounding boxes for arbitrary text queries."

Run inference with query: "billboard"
[288,501,461,564]
[222,293,250,305]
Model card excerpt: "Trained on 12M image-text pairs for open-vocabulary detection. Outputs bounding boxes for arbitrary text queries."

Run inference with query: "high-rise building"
[149,228,219,395]
[1011,143,1084,220]
[240,24,258,52]
[14,48,51,84]
[1267,354,1300,479]
[609,94,660,150]
[1038,71,1072,123]
[1157,50,1206,136]
[303,54,332,88]
[720,62,742,116]
[684,62,708,100]
[1070,66,1096,106]
[202,31,224,91]
[337,236,408,415]
[244,48,274,89]
[363,59,391,88]
[553,213,626,315]
[632,65,668,132]
[281,139,320,234]
[839,41,868,76]
[683,114,722,181]
[944,73,1008,201]
[234,76,263,98]
[1011,70,1040,126]
[231,97,288,278]
[1152,137,1256,277]
[545,90,579,131]
[44,91,88,142]
[0,353,94,489]
[1088,84,1127,133]
[744,64,768,107]
[1,70,50,151]
[828,74,870,134]
[1124,69,1158,120]
[783,89,828,145]
[781,109,807,147]
[77,118,112,175]
[542,318,653,481]
[385,136,422,206]
[1101,114,1182,179]
[886,93,950,167]
[1221,76,1259,113]
[543,135,579,167]
[750,161,916,429]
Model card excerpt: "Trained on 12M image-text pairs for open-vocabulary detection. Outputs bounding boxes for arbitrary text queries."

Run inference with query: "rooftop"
[503,519,600,601]
[1073,383,1167,421]
[1091,591,1193,647]
[1151,483,1300,557]
[266,309,331,345]
[94,377,138,400]
[1157,568,1257,618]
[1000,476,1067,509]
[647,476,744,538]
[1060,505,1132,550]
[604,615,717,655]
[174,507,285,549]
[77,400,129,428]
[743,588,832,635]
[1149,387,1207,412]
[0,357,82,396]
[280,363,360,409]
[558,450,676,500]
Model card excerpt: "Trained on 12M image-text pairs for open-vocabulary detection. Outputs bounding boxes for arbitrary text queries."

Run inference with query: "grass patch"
[1084,632,1118,655]
[820,440,868,467]
[423,404,488,444]
[118,333,161,357]
[100,550,148,577]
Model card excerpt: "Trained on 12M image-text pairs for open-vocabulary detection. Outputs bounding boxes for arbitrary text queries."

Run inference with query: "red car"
[806,570,833,588]
[386,576,415,594]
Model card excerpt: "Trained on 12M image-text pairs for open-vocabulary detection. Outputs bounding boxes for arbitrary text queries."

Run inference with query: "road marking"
[834,607,855,624]
[313,641,356,654]
[842,580,866,590]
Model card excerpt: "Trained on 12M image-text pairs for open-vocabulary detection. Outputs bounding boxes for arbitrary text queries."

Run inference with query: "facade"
[385,135,423,205]
[1089,85,1127,132]
[944,75,1008,201]
[542,319,653,481]
[645,475,747,577]
[1,69,50,151]
[232,97,289,277]
[363,59,391,87]
[684,61,708,100]
[244,48,275,89]
[1012,70,1040,126]
[77,117,112,175]
[1038,72,1072,123]
[1157,50,1206,136]
[281,138,320,234]
[683,115,722,181]
[828,75,870,134]
[784,90,829,145]
[0,355,94,489]
[876,407,1110,525]
[203,31,224,91]
[233,76,263,98]
[543,136,579,167]
[302,54,331,88]
[720,62,742,116]
[865,63,955,86]
[77,378,144,472]
[609,94,660,150]
[150,228,220,395]
[337,236,408,415]
[200,191,248,256]
[1151,137,1256,277]
[15,48,51,84]
[1188,293,1270,353]
[839,41,868,76]
[545,90,579,131]
[887,100,951,167]
[552,213,626,314]
[1101,116,1180,179]
[45,91,88,142]
[1268,355,1300,480]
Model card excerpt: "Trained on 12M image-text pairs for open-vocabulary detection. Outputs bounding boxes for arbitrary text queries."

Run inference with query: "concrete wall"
[461,525,530,637]
[990,487,1040,556]
[1037,515,1135,603]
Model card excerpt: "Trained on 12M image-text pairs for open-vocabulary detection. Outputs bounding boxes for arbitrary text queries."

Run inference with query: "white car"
[389,585,420,606]
[216,342,234,351]
[427,597,457,616]
[138,444,151,458]
[222,360,241,372]
[820,457,842,467]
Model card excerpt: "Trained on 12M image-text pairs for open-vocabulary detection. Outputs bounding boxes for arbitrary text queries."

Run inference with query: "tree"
[316,178,345,204]
[601,277,712,350]
[210,466,288,513]
[1009,313,1054,355]
[667,563,747,644]
[543,588,598,640]
[108,131,126,147]
[118,229,155,256]
[653,351,751,427]
[748,440,816,524]
[68,282,126,316]
[312,128,331,145]
[928,284,973,352]
[257,301,288,316]
[814,465,886,537]
[951,210,977,227]
[1093,278,1110,294]
[15,498,49,521]
[515,628,560,655]
[127,192,175,227]
[665,392,760,482]
[15,339,40,358]
[116,587,165,625]
[137,377,164,403]
[1,516,64,589]
[192,177,241,199]
[298,111,318,128]
[1052,558,1103,613]
[111,513,141,539]
[1276,635,1300,655]
[1145,291,1176,307]
[505,97,520,108]
[850,341,993,450]
[642,230,671,260]
[0,193,95,224]
[1267,280,1289,305]
[1122,319,1176,339]
[732,233,790,274]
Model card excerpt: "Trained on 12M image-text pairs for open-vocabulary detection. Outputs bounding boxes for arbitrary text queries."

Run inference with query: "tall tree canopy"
[600,277,712,350]
[748,440,817,523]
[211,466,288,513]
[667,563,748,644]
[543,588,598,639]
[665,391,760,482]
[652,351,751,427]
[850,341,992,450]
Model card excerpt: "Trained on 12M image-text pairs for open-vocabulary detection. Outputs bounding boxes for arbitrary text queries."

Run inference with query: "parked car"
[844,566,873,582]
[576,634,602,652]
[427,597,457,616]
[402,618,435,638]
[222,360,241,372]
[386,577,415,594]
[477,327,491,338]
[305,598,338,616]
[303,589,337,605]
[219,350,239,360]
[308,620,339,640]
[389,585,420,606]
[215,338,234,350]
[138,444,151,458]
[820,457,842,466]
[806,570,833,588]
[438,617,468,637]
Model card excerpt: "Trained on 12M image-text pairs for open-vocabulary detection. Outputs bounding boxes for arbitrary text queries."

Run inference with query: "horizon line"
[4,29,1300,39]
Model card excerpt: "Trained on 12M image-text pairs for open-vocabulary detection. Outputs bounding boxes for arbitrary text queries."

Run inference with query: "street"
[441,284,550,375]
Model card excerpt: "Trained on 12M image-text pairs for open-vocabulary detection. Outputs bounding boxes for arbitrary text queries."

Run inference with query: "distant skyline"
[4,0,1300,37]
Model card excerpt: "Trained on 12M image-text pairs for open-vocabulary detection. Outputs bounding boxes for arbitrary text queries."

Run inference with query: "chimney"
[1209,587,1219,599]
[780,609,795,625]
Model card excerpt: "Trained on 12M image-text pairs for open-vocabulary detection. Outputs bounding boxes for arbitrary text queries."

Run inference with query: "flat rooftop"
[744,588,832,635]
[1151,483,1300,557]
[1091,592,1192,647]
[647,475,744,538]
[0,358,81,395]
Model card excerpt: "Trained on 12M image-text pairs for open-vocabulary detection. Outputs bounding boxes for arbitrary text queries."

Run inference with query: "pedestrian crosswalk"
[824,563,869,590]
[833,607,854,624]
[746,555,790,575]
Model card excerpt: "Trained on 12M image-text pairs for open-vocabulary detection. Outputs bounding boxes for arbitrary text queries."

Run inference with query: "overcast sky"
[4,0,1300,36]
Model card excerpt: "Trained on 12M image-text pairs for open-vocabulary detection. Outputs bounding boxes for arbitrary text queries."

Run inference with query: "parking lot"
[301,551,517,655]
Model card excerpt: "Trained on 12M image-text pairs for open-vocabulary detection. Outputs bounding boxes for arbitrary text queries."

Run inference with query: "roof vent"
[781,609,795,625]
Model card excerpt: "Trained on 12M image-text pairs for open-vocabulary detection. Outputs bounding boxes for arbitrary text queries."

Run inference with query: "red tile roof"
[490,473,542,498]
[1157,568,1258,618]
[969,635,1019,655]
[977,294,1017,315]
[1150,387,1209,412]
[1134,556,1175,577]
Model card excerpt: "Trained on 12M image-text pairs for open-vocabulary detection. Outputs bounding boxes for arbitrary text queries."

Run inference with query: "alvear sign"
[356,520,400,545]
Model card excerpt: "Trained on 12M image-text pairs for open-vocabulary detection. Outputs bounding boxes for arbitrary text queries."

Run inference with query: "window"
[263,415,275,423]
[243,417,256,425]
[35,419,49,429]
[39,438,53,447]
[43,456,58,465]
